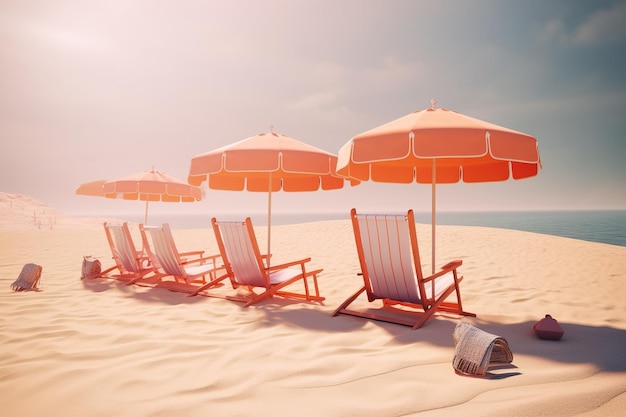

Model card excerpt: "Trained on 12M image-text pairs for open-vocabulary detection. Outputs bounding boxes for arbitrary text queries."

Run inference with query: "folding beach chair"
[190,217,324,307]
[139,223,224,292]
[101,222,154,283]
[332,208,475,329]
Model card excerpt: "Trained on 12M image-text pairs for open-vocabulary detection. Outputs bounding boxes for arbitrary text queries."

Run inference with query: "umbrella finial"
[431,98,437,109]
[269,125,275,135]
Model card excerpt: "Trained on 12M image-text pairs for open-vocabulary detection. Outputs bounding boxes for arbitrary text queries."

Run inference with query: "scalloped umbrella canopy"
[76,168,202,224]
[337,101,541,272]
[188,130,355,260]
[188,131,349,191]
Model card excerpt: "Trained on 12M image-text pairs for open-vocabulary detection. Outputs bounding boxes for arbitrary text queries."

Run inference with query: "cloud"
[538,18,568,45]
[572,2,626,45]
[539,3,626,47]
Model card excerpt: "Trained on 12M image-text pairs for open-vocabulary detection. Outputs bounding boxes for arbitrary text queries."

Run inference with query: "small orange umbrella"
[188,129,354,260]
[75,180,108,197]
[337,100,541,271]
[76,168,202,224]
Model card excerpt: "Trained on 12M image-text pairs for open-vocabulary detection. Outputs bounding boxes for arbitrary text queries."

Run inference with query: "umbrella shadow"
[388,317,626,373]
[254,301,626,374]
[477,319,626,373]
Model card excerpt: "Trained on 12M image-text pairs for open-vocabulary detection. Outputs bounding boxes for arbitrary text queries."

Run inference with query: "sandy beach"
[1,193,625,417]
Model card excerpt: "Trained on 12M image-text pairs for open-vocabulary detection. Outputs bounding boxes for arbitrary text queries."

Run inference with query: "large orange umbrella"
[337,100,541,272]
[76,168,203,224]
[188,129,353,261]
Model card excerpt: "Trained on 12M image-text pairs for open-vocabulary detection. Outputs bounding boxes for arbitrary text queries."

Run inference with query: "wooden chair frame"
[101,222,153,283]
[138,223,224,291]
[332,208,475,329]
[191,217,324,307]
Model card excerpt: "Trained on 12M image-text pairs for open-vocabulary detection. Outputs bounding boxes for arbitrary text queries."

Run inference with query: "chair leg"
[125,270,155,286]
[243,273,325,307]
[332,286,366,317]
[98,265,118,278]
[411,307,440,330]
[242,276,300,307]
[436,282,475,317]
[188,273,230,297]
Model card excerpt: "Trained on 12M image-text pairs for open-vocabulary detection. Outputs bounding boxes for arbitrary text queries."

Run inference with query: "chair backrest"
[351,208,426,305]
[211,218,268,288]
[104,222,142,273]
[140,224,186,277]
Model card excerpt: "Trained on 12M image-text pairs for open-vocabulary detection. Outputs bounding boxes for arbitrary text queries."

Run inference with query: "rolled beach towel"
[452,321,513,377]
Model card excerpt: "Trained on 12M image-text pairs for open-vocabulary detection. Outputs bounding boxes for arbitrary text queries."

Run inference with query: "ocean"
[117,210,626,247]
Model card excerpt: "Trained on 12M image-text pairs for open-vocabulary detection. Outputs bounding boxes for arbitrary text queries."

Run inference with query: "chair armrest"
[424,260,463,281]
[182,253,222,266]
[266,257,312,271]
[441,260,462,270]
[180,250,205,258]
[201,253,222,262]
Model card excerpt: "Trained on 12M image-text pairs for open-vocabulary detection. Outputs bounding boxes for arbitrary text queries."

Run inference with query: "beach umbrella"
[75,180,108,197]
[336,99,541,273]
[188,129,354,263]
[76,168,203,224]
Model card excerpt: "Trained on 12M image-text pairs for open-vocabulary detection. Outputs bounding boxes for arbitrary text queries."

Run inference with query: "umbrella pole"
[267,172,272,269]
[144,200,149,225]
[432,159,436,275]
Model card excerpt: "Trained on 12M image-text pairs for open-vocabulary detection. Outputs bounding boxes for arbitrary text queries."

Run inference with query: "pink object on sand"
[534,314,564,340]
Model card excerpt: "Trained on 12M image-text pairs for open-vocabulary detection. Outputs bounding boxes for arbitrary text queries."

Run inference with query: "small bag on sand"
[81,256,102,280]
[533,314,564,340]
[10,263,43,291]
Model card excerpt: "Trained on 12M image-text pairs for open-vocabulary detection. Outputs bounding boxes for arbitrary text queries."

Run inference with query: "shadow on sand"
[256,301,626,374]
[82,277,626,374]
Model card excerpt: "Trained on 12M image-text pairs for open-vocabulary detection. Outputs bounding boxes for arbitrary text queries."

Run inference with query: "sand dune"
[1,193,625,416]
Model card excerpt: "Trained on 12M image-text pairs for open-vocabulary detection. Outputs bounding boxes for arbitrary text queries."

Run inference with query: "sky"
[1,0,625,219]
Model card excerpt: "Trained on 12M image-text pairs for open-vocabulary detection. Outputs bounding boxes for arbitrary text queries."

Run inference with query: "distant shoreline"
[73,209,626,247]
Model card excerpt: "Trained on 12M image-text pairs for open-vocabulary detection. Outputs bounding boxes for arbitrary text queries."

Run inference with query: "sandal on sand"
[452,321,513,377]
[10,263,43,292]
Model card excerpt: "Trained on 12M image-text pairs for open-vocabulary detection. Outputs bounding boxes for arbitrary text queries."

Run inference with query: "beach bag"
[10,263,43,291]
[81,256,102,280]
[533,314,564,340]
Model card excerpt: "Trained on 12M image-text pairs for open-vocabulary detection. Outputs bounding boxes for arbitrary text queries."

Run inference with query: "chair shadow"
[255,300,626,374]
[130,286,207,305]
[81,276,208,305]
[260,301,368,333]
[81,276,118,293]
[82,277,626,374]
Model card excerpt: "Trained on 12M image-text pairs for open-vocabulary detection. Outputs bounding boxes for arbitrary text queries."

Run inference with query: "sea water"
[117,210,626,247]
